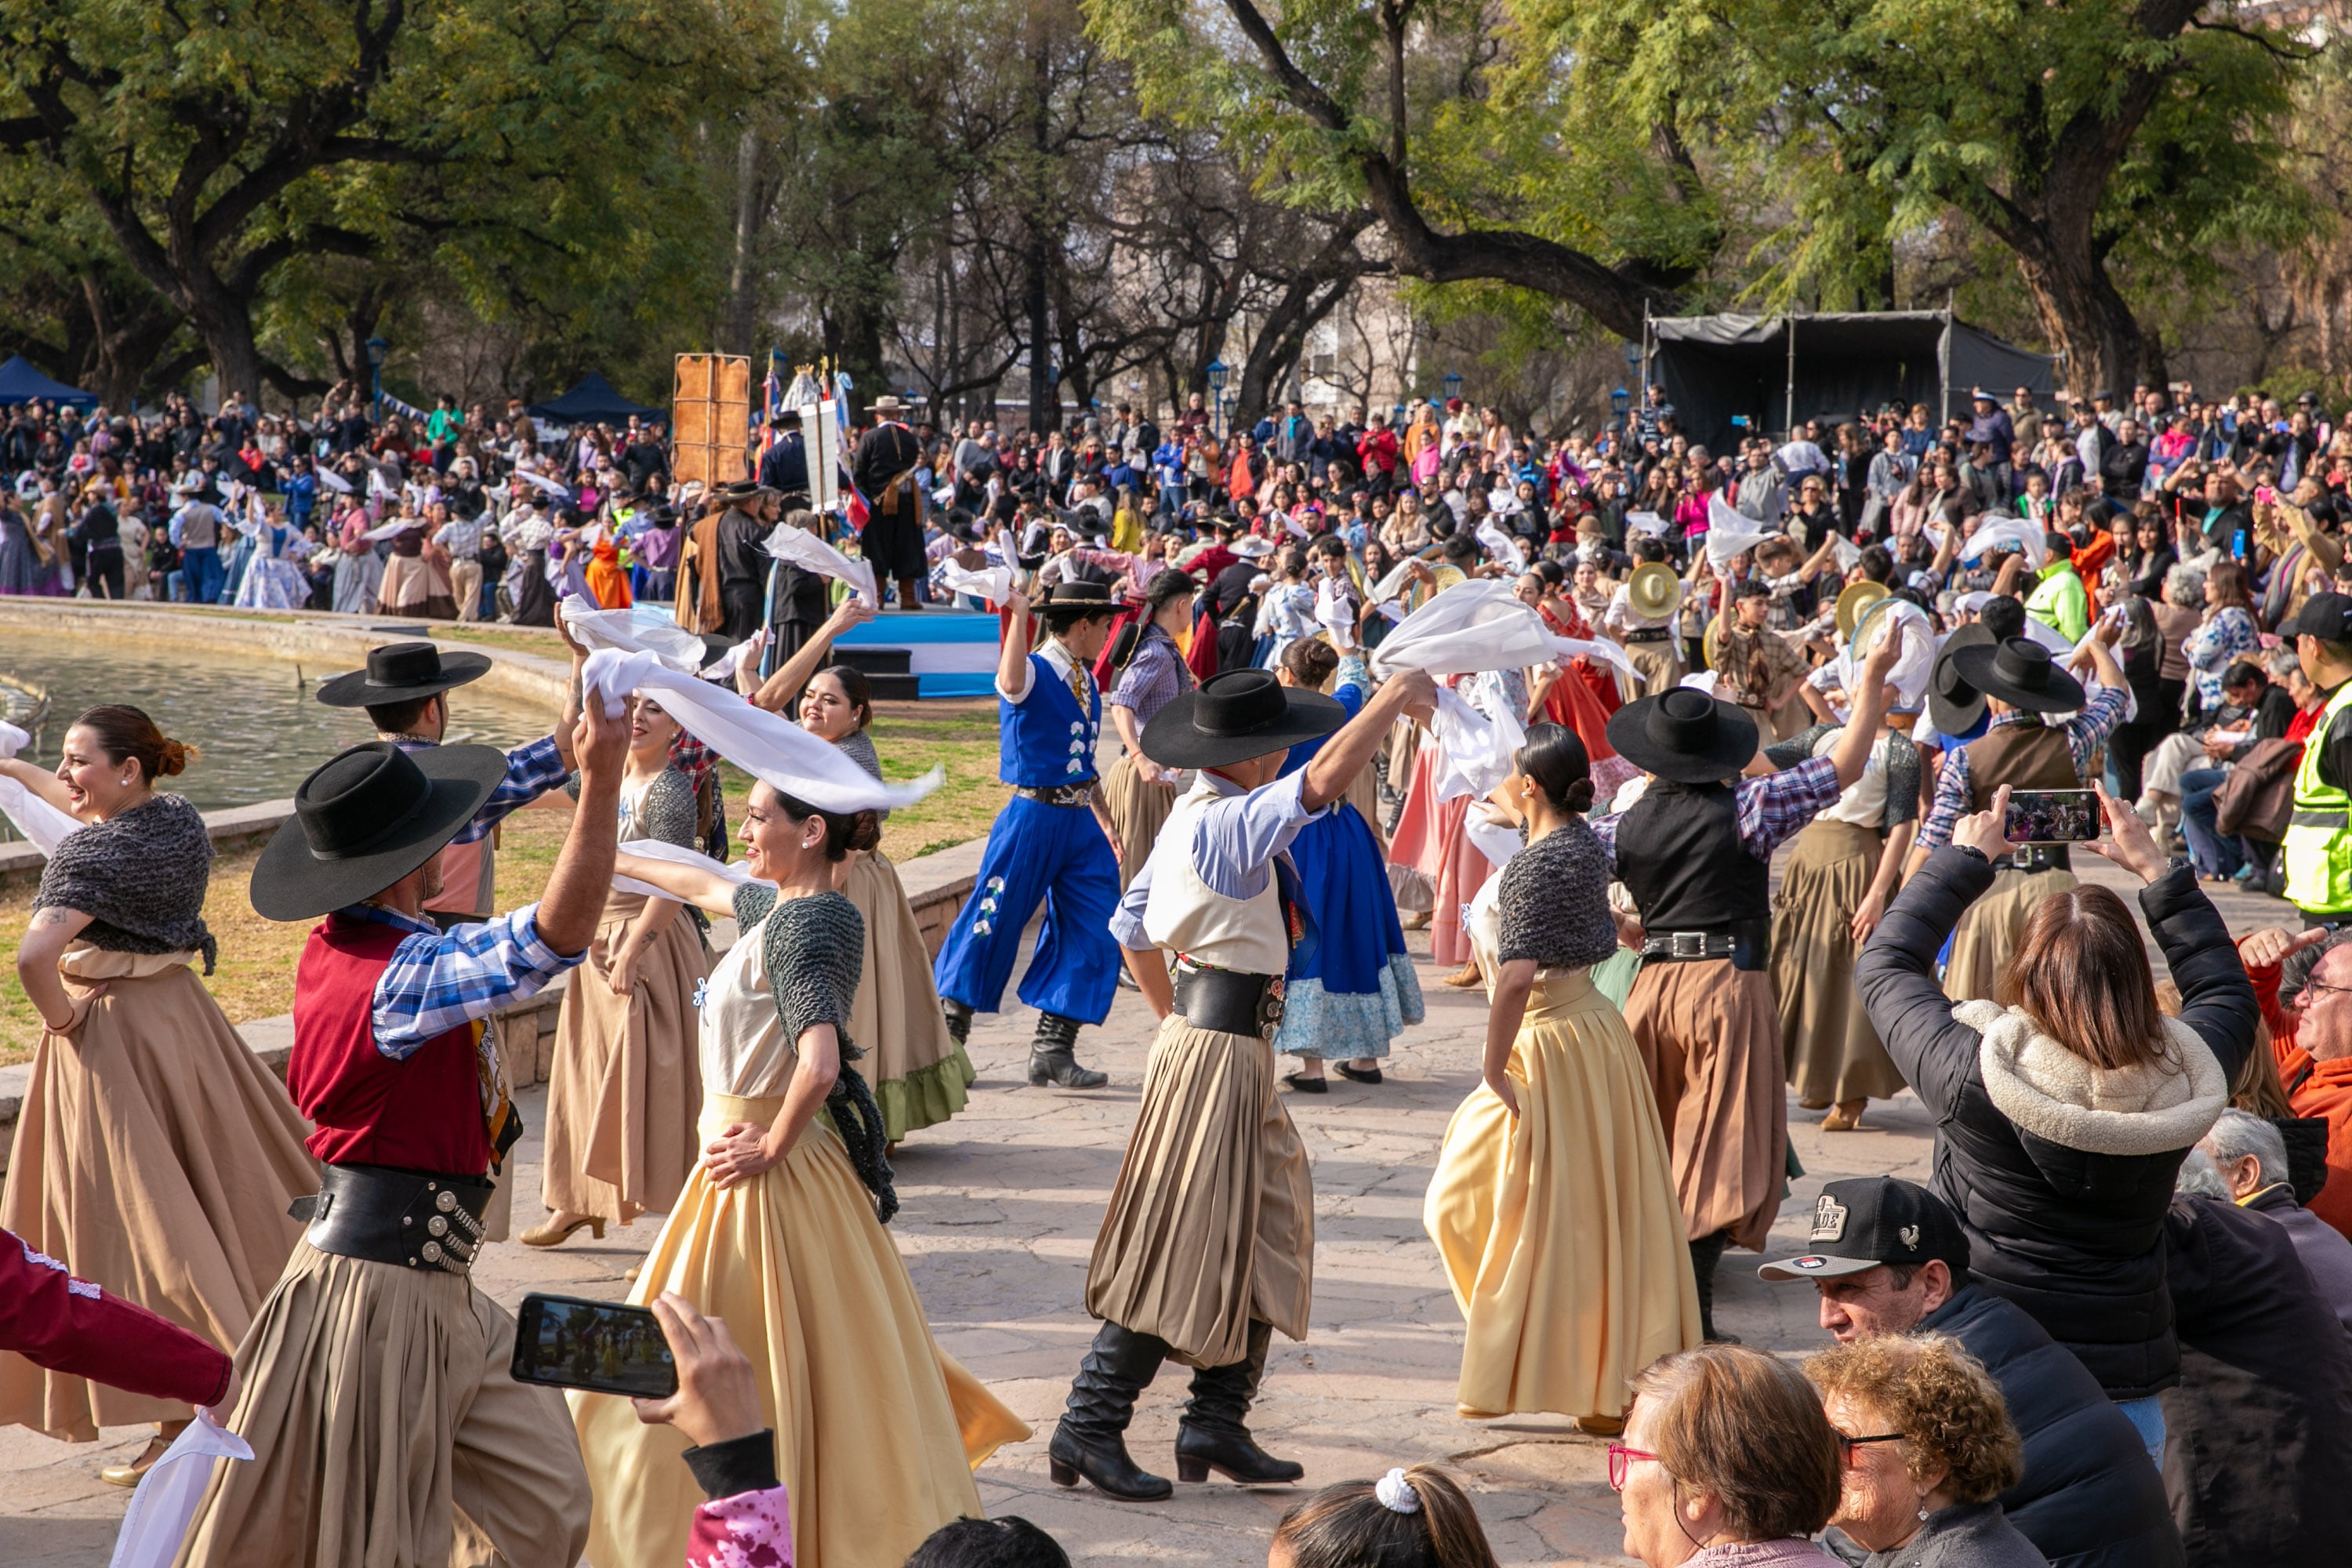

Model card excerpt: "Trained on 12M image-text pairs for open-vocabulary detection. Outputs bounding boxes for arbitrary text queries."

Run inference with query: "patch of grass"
[431,626,572,657]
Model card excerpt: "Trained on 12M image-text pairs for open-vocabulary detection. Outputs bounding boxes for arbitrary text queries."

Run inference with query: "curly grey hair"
[2164,564,2206,608]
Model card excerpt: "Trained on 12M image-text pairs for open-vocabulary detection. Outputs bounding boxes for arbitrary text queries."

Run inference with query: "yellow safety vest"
[2283,678,2352,915]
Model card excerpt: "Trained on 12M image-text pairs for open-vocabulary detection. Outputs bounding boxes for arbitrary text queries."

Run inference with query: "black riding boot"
[942,998,973,1047]
[1174,1320,1302,1485]
[1050,1323,1173,1500]
[1690,1230,1738,1344]
[1029,1011,1107,1089]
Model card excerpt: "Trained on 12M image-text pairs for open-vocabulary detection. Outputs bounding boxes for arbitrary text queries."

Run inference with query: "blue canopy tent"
[525,372,661,425]
[0,355,96,406]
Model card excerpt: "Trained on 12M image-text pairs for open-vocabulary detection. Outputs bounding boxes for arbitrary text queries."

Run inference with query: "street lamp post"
[1441,370,1463,412]
[365,336,390,419]
[1206,358,1229,439]
[1611,385,1630,449]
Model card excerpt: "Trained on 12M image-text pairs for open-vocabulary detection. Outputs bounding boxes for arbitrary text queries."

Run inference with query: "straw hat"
[1627,561,1682,621]
[1834,579,1888,640]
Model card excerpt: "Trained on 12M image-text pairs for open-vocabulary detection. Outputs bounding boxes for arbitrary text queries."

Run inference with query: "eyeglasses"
[2302,978,2352,1001]
[1839,1432,1906,1465]
[1606,1444,1660,1490]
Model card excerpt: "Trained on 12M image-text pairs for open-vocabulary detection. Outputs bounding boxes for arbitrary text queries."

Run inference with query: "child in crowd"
[1269,1465,1501,1568]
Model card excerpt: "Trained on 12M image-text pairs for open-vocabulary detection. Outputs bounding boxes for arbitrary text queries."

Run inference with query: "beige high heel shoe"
[519,1213,604,1247]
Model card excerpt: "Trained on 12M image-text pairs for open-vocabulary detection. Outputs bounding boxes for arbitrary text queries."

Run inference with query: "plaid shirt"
[345,902,580,1061]
[1109,623,1192,728]
[392,735,566,846]
[1588,754,1842,866]
[1915,686,2128,850]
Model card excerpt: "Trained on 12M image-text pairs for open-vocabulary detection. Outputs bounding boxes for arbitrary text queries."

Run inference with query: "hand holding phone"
[630,1294,767,1448]
[2004,788,2101,844]
[512,1292,678,1399]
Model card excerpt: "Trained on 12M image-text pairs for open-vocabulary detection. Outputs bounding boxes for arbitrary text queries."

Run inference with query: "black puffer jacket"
[1857,849,2256,1396]
[1918,1284,2183,1568]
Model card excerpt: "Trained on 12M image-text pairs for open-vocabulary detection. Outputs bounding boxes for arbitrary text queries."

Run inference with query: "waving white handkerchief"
[561,597,710,675]
[764,521,879,606]
[1314,578,1358,650]
[1956,514,2048,568]
[1550,633,1637,678]
[0,721,80,855]
[1703,493,1775,567]
[1371,579,1560,678]
[580,648,938,811]
[359,515,420,543]
[612,838,772,901]
[1624,510,1671,537]
[938,559,1014,604]
[1428,684,1525,802]
[107,1406,252,1568]
[1475,519,1526,575]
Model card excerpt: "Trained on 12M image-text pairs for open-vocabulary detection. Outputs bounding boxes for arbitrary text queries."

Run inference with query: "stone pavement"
[0,851,2298,1566]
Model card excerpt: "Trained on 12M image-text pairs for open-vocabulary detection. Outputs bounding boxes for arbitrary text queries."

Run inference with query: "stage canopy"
[1646,311,2055,453]
[526,372,661,424]
[0,354,96,406]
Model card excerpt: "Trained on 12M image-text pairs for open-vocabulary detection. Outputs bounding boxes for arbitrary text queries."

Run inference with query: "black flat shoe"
[1333,1064,1383,1085]
[1283,1072,1327,1094]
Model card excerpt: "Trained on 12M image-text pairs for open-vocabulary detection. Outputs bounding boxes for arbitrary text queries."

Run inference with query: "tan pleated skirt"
[1625,638,1683,697]
[572,1094,1029,1568]
[0,949,315,1440]
[1944,866,2078,1004]
[376,551,457,620]
[841,848,974,1143]
[1425,969,1701,1421]
[1085,1018,1312,1369]
[1772,819,1908,1106]
[1622,959,1787,1251]
[1101,753,1179,889]
[177,1243,593,1568]
[539,892,708,1225]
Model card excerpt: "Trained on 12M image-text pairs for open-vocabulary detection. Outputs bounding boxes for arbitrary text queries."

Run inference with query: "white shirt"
[997,634,1081,705]
[1603,581,1673,633]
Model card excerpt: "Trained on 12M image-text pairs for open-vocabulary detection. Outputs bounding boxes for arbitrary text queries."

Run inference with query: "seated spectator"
[1614,1345,1844,1566]
[1759,1178,2182,1568]
[2237,924,2352,1240]
[2185,1114,2352,1333]
[1857,784,2255,1465]
[1807,1334,2045,1566]
[2160,1180,2352,1566]
[1268,1464,1498,1568]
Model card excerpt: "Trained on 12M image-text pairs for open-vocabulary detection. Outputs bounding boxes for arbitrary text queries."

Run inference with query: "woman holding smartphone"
[570,770,1025,1568]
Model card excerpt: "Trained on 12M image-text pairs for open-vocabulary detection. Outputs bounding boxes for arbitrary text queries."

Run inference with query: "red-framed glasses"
[1840,1432,1905,1465]
[1606,1444,1658,1490]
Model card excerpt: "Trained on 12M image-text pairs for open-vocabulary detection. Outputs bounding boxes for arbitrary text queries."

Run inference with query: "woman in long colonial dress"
[376,510,458,619]
[572,779,1027,1568]
[748,598,974,1142]
[1101,568,1197,889]
[525,692,709,1243]
[229,498,316,612]
[0,707,315,1482]
[1424,724,1700,1431]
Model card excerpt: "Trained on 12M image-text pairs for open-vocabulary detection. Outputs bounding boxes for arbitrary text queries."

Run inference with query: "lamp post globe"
[364,336,390,418]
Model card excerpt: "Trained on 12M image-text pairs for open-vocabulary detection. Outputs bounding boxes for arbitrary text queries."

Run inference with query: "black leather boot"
[1174,1320,1302,1485]
[1049,1323,1172,1501]
[1029,1011,1107,1089]
[1690,1230,1738,1344]
[942,998,973,1047]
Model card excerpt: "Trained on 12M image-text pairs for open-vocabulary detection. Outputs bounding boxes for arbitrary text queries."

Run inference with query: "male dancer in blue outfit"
[935,579,1126,1087]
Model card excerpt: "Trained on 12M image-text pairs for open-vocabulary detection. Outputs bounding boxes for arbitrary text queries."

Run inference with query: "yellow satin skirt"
[571,1094,1029,1568]
[1423,969,1700,1421]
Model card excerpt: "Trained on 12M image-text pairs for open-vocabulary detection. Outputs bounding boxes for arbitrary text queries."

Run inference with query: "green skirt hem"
[876,1044,978,1144]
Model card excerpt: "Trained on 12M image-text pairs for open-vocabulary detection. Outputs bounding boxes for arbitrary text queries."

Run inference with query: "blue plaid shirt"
[1915,686,2128,851]
[343,902,581,1061]
[392,735,567,846]
[1588,754,1843,865]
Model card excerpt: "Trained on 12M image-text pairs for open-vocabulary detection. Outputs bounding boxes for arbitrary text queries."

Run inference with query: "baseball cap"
[1757,1177,1969,1282]
[2285,592,2352,644]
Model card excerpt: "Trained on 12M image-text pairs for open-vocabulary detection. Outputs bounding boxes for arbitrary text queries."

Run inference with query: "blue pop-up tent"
[526,372,660,424]
[0,355,96,406]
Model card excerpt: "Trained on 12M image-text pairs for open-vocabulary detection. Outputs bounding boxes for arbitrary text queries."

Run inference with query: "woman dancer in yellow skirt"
[574,775,1026,1568]
[1424,724,1699,1432]
[749,597,975,1142]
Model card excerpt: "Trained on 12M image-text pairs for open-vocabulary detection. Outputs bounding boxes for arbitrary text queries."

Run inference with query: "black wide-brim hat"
[1036,579,1120,622]
[1949,636,2085,715]
[1143,668,1346,771]
[316,641,494,708]
[1606,687,1759,784]
[1927,622,1998,740]
[251,742,509,921]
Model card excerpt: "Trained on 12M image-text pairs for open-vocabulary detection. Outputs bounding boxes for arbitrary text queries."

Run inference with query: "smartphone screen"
[510,1293,677,1399]
[2005,789,2101,844]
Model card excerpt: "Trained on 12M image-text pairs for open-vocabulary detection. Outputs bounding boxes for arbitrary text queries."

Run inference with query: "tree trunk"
[727,125,760,356]
[2007,230,2143,403]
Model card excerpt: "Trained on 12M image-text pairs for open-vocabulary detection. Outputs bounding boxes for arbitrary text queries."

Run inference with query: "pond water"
[0,630,557,811]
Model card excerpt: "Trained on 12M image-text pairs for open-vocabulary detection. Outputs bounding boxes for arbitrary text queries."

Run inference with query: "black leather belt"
[1174,964,1286,1039]
[1639,919,1769,971]
[1624,626,1674,644]
[1013,782,1098,808]
[289,1163,494,1276]
[1993,844,2071,874]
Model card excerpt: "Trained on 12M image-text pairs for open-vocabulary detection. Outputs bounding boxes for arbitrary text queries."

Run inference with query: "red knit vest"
[286,913,491,1175]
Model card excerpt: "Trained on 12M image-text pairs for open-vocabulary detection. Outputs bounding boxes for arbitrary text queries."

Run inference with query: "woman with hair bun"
[573,775,1027,1568]
[1272,636,1424,1091]
[1268,1464,1501,1568]
[0,705,315,1483]
[1424,723,1699,1432]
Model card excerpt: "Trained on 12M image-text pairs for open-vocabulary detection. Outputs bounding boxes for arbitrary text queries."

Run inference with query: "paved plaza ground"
[0,855,2288,1566]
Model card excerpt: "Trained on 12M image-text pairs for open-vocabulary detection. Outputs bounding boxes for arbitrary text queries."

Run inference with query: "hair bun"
[848,809,882,854]
[157,738,194,777]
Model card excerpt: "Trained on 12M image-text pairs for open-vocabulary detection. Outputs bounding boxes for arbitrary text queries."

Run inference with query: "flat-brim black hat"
[1949,636,2084,715]
[251,742,510,922]
[1143,668,1345,771]
[1606,688,1759,784]
[316,641,494,708]
[1036,579,1120,622]
[1928,622,1998,740]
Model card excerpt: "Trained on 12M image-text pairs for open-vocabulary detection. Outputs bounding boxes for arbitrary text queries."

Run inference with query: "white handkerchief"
[612,837,772,902]
[1475,520,1526,575]
[0,722,80,855]
[938,560,1013,604]
[1371,579,1563,679]
[1703,493,1774,567]
[561,597,709,675]
[107,1407,253,1568]
[1624,510,1671,538]
[764,521,879,607]
[1956,514,2048,568]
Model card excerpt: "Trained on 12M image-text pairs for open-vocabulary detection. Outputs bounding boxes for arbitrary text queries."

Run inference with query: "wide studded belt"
[1013,782,1097,808]
[289,1163,494,1276]
[1174,964,1286,1039]
[1638,918,1770,972]
[1623,626,1674,644]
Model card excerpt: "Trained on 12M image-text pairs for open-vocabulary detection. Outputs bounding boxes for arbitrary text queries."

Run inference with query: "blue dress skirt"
[1272,799,1425,1060]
